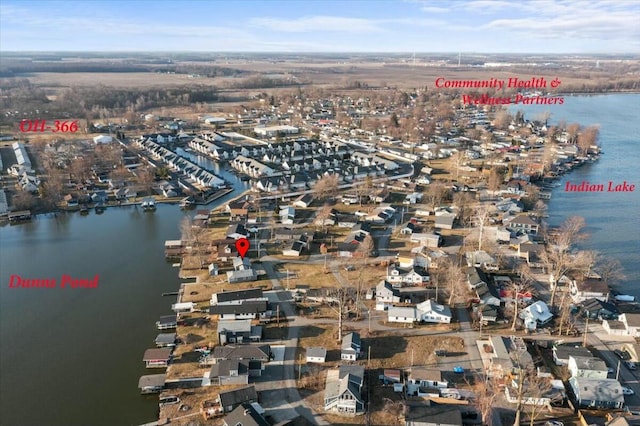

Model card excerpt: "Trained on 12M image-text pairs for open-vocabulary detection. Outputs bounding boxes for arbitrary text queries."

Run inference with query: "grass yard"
[367,333,464,369]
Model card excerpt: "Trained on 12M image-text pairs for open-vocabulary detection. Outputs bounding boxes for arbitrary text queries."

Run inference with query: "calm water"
[511,94,640,293]
[0,159,248,426]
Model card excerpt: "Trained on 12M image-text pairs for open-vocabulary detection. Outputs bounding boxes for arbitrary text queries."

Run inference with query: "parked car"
[625,361,637,370]
[614,349,631,360]
[453,366,465,374]
[544,421,564,426]
[159,395,180,407]
[622,386,635,395]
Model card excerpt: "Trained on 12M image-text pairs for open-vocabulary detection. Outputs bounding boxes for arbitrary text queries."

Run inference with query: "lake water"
[0,161,248,426]
[511,94,640,293]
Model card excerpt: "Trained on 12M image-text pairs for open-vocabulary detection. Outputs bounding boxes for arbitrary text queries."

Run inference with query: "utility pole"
[368,309,371,334]
[583,315,589,347]
[616,359,621,381]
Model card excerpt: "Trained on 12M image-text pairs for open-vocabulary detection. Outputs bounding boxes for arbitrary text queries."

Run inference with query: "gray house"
[569,377,624,409]
[208,359,251,385]
[324,365,365,414]
[341,332,361,361]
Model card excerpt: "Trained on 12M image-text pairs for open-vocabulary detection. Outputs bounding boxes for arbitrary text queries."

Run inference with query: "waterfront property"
[142,348,173,368]
[156,315,178,330]
[154,333,177,348]
[138,374,166,394]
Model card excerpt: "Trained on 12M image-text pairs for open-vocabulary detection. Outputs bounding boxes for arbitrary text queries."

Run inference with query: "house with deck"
[569,377,624,409]
[324,365,365,415]
[217,385,258,413]
[142,348,173,368]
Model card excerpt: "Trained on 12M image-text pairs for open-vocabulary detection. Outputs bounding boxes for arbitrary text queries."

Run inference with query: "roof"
[569,377,624,405]
[223,403,270,426]
[138,374,166,389]
[215,288,263,304]
[142,348,172,361]
[155,333,177,345]
[410,367,445,382]
[212,345,271,360]
[218,319,252,334]
[158,314,177,324]
[324,365,365,401]
[570,356,608,371]
[554,345,593,360]
[624,313,640,327]
[210,301,268,315]
[306,347,327,358]
[388,306,417,320]
[417,300,452,318]
[210,359,248,378]
[574,277,609,294]
[405,403,463,426]
[342,332,361,350]
[218,385,258,408]
[507,215,539,226]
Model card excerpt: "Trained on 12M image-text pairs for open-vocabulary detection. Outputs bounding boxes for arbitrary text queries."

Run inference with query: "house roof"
[215,288,263,304]
[223,403,270,426]
[574,277,609,294]
[218,385,258,408]
[210,359,248,378]
[507,215,538,226]
[410,367,445,382]
[142,348,172,361]
[342,332,361,350]
[138,374,166,389]
[417,300,452,318]
[569,377,624,405]
[405,403,463,426]
[306,347,327,358]
[218,319,252,334]
[155,333,177,345]
[210,301,268,316]
[212,345,271,360]
[324,365,365,402]
[521,301,553,323]
[553,345,593,360]
[570,356,607,371]
[388,306,417,319]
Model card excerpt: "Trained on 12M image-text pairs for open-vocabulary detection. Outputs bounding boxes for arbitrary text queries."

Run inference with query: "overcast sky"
[1,0,639,53]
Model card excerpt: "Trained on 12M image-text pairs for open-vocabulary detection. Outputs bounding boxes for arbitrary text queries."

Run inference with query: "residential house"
[552,345,593,366]
[580,298,618,320]
[218,385,258,413]
[324,365,365,414]
[407,367,449,396]
[279,206,295,225]
[217,319,262,345]
[341,332,361,361]
[476,336,533,378]
[386,264,429,285]
[568,356,608,379]
[410,233,442,248]
[466,267,488,290]
[226,222,249,240]
[569,377,624,409]
[156,314,177,330]
[222,403,269,426]
[434,214,455,230]
[208,359,251,386]
[404,403,463,426]
[227,258,257,284]
[306,347,327,364]
[293,193,314,208]
[476,282,501,307]
[209,345,271,369]
[569,276,609,303]
[480,305,498,324]
[519,301,553,330]
[379,369,402,384]
[504,214,539,234]
[375,281,401,310]
[416,300,452,324]
[604,313,640,337]
[211,288,264,306]
[142,348,173,368]
[209,300,269,321]
[388,306,417,324]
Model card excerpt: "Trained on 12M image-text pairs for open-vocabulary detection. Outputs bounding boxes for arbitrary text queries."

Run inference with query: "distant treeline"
[0,80,219,123]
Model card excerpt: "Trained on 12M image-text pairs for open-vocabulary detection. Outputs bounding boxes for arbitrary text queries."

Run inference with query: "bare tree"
[566,123,580,144]
[357,235,375,259]
[487,167,504,193]
[473,374,498,426]
[11,190,37,211]
[511,264,535,332]
[541,216,591,307]
[423,182,449,210]
[452,191,474,226]
[594,255,626,287]
[577,125,599,155]
[313,174,339,201]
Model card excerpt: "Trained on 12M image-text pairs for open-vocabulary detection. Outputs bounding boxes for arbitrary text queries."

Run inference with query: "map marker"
[236,238,250,259]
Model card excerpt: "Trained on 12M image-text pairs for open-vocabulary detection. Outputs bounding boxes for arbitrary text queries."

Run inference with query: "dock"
[162,292,179,297]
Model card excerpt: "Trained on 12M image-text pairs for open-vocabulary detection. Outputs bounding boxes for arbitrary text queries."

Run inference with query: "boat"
[94,203,106,214]
[179,196,195,209]
[79,205,89,215]
[141,197,156,211]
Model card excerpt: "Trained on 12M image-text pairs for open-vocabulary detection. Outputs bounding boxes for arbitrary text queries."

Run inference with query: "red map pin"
[235,238,250,259]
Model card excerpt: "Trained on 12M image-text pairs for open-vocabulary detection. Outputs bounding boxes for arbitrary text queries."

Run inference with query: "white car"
[622,386,635,395]
[544,421,564,426]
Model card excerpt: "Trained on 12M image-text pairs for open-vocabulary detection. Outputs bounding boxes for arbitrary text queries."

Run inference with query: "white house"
[93,135,113,144]
[306,347,327,364]
[375,281,400,310]
[387,306,417,324]
[341,332,361,361]
[416,300,452,324]
[519,301,553,330]
[568,356,608,379]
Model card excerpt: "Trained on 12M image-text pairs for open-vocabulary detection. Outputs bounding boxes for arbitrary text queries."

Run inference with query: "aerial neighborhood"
[3,63,638,426]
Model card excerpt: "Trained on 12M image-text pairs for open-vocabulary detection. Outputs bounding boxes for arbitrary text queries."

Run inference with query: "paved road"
[255,261,329,425]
